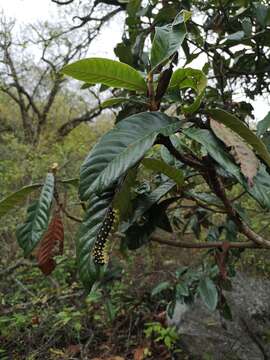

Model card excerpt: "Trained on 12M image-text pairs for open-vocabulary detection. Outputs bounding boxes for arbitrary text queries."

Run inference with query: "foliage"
[2,0,270,357]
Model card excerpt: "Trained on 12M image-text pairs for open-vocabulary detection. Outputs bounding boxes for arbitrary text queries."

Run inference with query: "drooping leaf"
[184,128,270,209]
[168,68,207,113]
[210,119,259,186]
[142,158,184,185]
[76,190,114,289]
[198,277,218,311]
[62,57,147,93]
[16,173,55,256]
[0,183,42,219]
[150,10,191,70]
[79,112,182,200]
[257,111,270,137]
[208,109,270,169]
[184,190,223,208]
[101,97,129,109]
[37,209,64,275]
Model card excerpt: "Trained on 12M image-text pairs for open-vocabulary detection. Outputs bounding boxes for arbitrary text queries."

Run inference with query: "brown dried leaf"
[134,347,145,360]
[37,209,64,275]
[210,119,259,186]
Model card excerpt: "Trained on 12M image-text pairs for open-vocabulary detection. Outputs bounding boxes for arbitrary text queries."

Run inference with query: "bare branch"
[57,106,102,137]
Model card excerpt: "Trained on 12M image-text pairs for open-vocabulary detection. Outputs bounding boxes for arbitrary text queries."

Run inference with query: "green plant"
[2,1,270,324]
[144,322,179,350]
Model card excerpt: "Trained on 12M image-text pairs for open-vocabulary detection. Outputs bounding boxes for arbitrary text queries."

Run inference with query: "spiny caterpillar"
[93,207,119,265]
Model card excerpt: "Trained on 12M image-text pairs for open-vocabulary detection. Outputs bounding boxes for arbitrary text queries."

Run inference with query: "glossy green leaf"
[208,109,270,169]
[150,10,190,70]
[254,3,270,27]
[257,111,270,137]
[76,190,113,289]
[151,281,171,296]
[0,183,41,219]
[226,30,245,42]
[176,282,189,298]
[198,277,218,311]
[184,190,223,208]
[169,68,207,113]
[101,97,129,109]
[79,112,182,200]
[62,57,147,93]
[184,128,270,209]
[142,158,184,185]
[59,177,79,187]
[241,17,252,37]
[169,68,207,93]
[16,173,54,256]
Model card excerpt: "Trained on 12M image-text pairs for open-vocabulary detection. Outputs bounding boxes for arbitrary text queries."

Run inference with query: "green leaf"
[62,57,147,93]
[142,158,184,185]
[76,190,113,289]
[101,97,129,109]
[184,128,270,209]
[150,10,190,70]
[79,112,182,200]
[151,281,171,297]
[16,173,54,256]
[254,3,270,27]
[226,30,245,41]
[241,17,252,37]
[169,68,207,113]
[124,202,170,250]
[185,190,223,208]
[59,177,79,187]
[121,179,175,232]
[176,282,189,298]
[169,68,207,93]
[257,111,270,137]
[112,167,138,220]
[208,108,270,169]
[198,277,218,311]
[0,183,41,219]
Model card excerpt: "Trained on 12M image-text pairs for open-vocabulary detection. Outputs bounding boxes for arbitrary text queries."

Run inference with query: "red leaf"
[37,209,64,275]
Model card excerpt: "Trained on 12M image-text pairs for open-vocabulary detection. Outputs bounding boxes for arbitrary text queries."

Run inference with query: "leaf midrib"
[68,68,146,92]
[91,121,180,191]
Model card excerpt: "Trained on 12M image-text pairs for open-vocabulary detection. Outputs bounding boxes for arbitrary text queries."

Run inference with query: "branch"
[150,234,264,249]
[62,208,83,223]
[158,135,204,170]
[205,164,270,248]
[155,137,270,249]
[57,106,102,137]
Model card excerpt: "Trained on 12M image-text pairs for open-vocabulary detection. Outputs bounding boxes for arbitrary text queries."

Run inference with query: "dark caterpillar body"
[93,207,118,265]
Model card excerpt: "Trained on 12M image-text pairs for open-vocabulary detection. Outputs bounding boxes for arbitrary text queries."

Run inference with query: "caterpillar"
[93,207,119,265]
